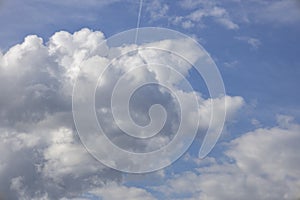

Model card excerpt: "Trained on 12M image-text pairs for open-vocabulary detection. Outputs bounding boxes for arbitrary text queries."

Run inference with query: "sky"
[0,0,300,199]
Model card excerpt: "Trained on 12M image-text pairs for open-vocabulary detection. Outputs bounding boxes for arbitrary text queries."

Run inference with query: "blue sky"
[0,0,300,199]
[1,0,299,116]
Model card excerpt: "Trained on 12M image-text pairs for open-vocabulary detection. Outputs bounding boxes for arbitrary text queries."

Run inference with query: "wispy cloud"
[146,0,300,30]
[146,0,239,30]
[235,36,261,49]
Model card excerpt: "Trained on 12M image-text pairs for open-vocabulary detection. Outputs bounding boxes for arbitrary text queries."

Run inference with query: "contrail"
[135,0,144,44]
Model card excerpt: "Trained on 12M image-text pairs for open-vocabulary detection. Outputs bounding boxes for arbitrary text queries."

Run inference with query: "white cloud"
[216,17,239,30]
[179,0,218,11]
[0,29,117,199]
[146,0,169,21]
[235,36,261,49]
[224,60,239,68]
[154,118,300,200]
[43,0,122,7]
[178,1,239,30]
[252,0,300,24]
[251,118,261,127]
[145,0,238,30]
[147,0,300,30]
[0,28,244,199]
[182,20,195,29]
[0,116,115,199]
[221,0,300,26]
[42,127,105,181]
[88,183,156,200]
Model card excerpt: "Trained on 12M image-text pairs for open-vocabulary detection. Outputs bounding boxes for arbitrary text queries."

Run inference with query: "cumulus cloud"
[153,117,300,200]
[0,28,244,199]
[0,29,118,199]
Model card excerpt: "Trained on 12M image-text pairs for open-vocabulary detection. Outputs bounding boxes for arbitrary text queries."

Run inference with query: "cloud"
[251,0,300,24]
[0,28,244,199]
[145,0,238,30]
[177,0,239,30]
[153,117,300,200]
[186,5,239,30]
[42,0,122,7]
[222,0,300,26]
[0,118,120,200]
[146,0,169,21]
[0,28,119,199]
[146,0,300,31]
[224,60,239,68]
[87,183,156,200]
[235,36,261,49]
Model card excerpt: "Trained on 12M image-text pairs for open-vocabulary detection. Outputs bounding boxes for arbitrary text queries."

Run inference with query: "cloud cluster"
[146,0,300,30]
[0,29,117,199]
[0,28,244,199]
[154,116,300,200]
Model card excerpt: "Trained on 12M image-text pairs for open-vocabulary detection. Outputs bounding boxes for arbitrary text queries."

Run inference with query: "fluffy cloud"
[0,28,243,199]
[0,29,117,199]
[154,116,300,200]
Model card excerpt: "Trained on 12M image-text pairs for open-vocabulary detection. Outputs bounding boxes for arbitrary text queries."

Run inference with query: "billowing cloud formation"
[0,29,118,200]
[0,28,243,199]
[154,116,300,200]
